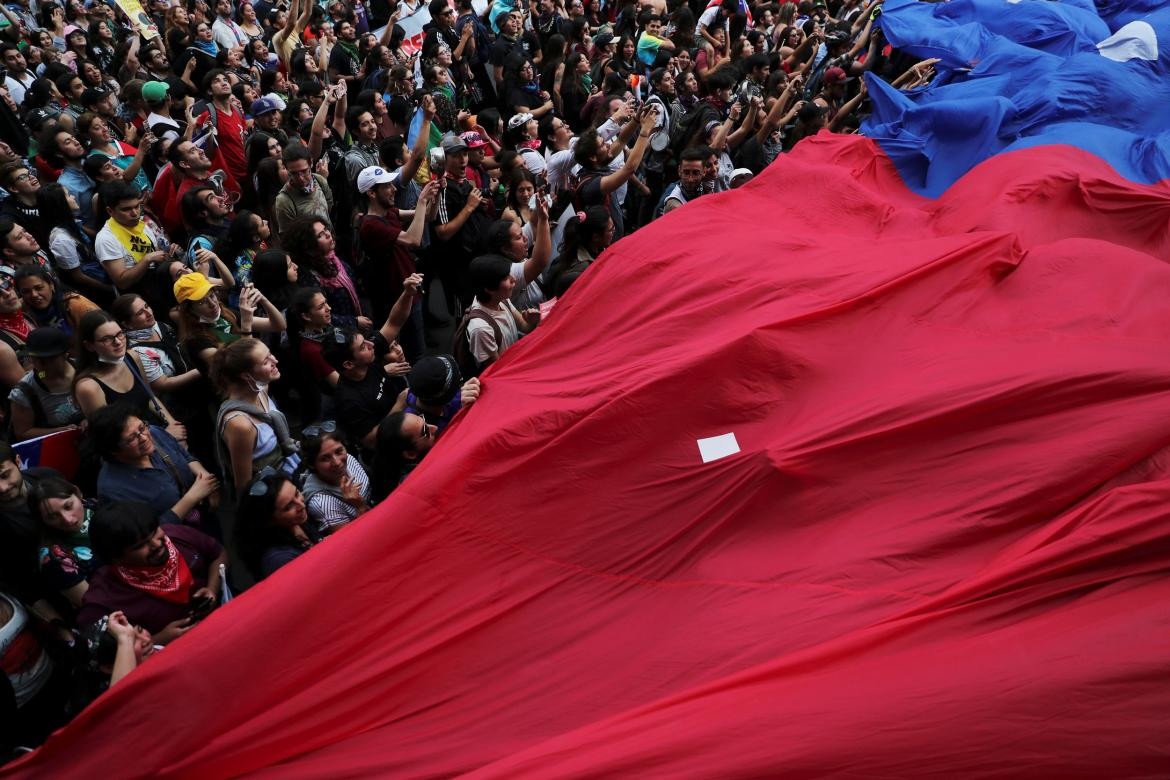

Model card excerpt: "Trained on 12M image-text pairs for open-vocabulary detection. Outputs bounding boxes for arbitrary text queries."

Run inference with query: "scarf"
[112,534,194,604]
[314,253,361,314]
[0,311,31,341]
[336,39,360,64]
[104,218,155,264]
[301,326,337,344]
[434,82,455,102]
[704,95,729,116]
[207,314,237,343]
[125,324,159,344]
[192,39,219,57]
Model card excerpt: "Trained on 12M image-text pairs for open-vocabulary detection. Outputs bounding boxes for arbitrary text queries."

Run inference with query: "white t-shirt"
[147,112,182,142]
[4,72,33,105]
[95,221,164,275]
[467,263,525,364]
[544,148,575,194]
[212,16,247,50]
[49,227,83,271]
[0,594,52,707]
[518,146,547,178]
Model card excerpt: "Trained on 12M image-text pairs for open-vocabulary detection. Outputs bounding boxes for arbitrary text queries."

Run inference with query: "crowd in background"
[0,0,937,755]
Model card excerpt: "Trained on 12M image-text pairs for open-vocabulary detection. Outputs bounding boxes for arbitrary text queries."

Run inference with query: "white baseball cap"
[357,166,399,194]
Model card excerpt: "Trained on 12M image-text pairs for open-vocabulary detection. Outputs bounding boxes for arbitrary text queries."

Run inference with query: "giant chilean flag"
[6,1,1170,776]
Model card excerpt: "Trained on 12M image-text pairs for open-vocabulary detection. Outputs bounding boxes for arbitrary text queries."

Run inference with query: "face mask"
[198,314,219,324]
[98,355,123,365]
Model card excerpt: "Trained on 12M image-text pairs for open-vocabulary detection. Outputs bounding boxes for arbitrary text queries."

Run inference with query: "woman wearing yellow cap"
[173,272,285,375]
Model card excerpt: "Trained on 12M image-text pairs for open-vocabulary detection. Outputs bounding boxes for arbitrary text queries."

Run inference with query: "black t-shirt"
[578,170,624,240]
[490,35,523,68]
[434,178,493,261]
[0,468,62,601]
[335,363,407,447]
[507,85,546,113]
[328,45,360,80]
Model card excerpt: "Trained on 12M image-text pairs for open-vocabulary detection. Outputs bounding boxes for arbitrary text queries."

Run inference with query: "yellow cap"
[173,272,213,303]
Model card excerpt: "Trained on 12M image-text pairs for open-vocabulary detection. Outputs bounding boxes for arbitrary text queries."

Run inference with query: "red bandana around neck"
[0,310,30,342]
[113,535,194,604]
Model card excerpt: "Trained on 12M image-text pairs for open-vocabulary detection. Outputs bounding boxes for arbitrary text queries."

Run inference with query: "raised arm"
[395,179,439,247]
[400,95,435,184]
[599,106,657,197]
[309,83,346,160]
[238,285,287,333]
[379,272,424,343]
[523,187,551,283]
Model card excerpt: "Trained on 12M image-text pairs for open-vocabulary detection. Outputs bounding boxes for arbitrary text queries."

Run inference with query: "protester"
[300,425,371,535]
[0,0,905,747]
[235,470,317,580]
[79,500,227,642]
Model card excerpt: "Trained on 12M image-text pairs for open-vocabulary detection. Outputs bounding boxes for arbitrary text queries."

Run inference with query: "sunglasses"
[302,420,337,439]
[246,465,280,496]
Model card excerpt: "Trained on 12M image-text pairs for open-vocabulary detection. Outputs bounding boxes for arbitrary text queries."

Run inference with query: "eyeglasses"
[302,420,337,439]
[95,330,126,345]
[120,421,150,446]
[11,172,35,184]
[0,276,11,291]
[416,421,434,442]
[247,465,280,496]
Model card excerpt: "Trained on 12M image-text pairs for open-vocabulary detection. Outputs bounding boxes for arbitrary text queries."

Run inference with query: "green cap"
[142,80,170,102]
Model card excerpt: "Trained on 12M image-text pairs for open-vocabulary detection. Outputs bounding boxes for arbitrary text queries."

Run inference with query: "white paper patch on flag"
[697,433,740,463]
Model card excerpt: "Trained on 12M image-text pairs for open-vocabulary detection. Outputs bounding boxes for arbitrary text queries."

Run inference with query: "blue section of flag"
[863,0,1170,196]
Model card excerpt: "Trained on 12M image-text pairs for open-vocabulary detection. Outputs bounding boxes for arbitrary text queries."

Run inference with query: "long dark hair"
[251,249,297,311]
[36,183,88,248]
[281,217,336,279]
[26,474,86,538]
[73,308,120,380]
[13,265,70,320]
[253,157,285,226]
[213,209,263,265]
[504,168,536,214]
[234,471,302,579]
[245,132,278,177]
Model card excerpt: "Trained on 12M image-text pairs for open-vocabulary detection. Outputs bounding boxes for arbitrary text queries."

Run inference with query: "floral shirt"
[39,508,99,593]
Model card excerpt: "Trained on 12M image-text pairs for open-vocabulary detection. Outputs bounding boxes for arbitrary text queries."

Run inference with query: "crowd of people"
[0,0,936,756]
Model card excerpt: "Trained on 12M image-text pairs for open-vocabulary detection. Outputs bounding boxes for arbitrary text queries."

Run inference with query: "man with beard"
[327,19,363,97]
[275,144,334,233]
[659,146,708,215]
[78,500,226,645]
[342,108,382,187]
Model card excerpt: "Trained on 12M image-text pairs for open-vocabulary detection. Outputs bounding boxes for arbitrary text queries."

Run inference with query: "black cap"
[80,86,110,107]
[26,327,71,358]
[25,108,54,130]
[408,355,463,406]
[798,102,826,123]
